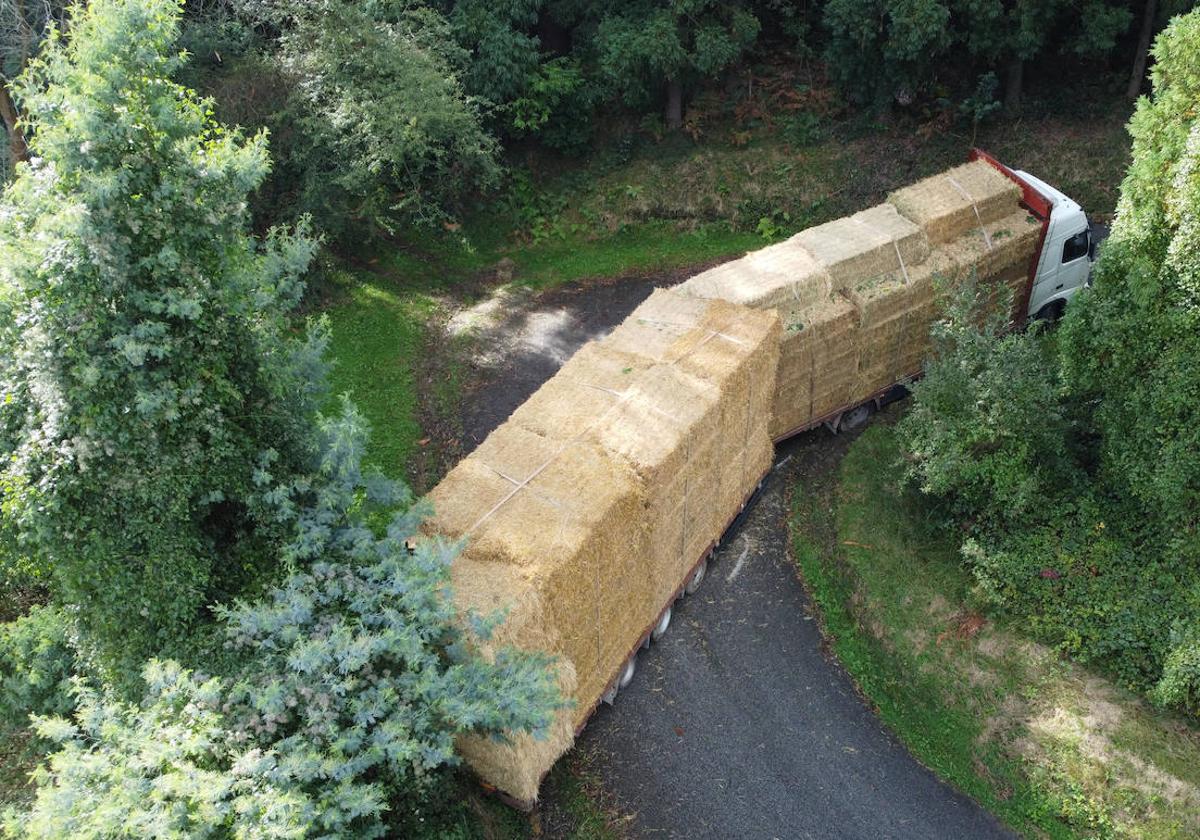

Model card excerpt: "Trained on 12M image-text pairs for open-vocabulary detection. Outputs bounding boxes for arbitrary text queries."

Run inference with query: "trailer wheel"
[685,559,708,595]
[838,402,873,432]
[651,606,672,641]
[601,683,618,705]
[618,655,637,689]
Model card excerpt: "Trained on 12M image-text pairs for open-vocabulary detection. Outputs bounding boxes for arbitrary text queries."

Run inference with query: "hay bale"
[767,297,859,435]
[455,661,577,804]
[676,242,833,310]
[888,160,1021,245]
[791,203,927,290]
[508,343,648,440]
[450,559,577,803]
[426,423,649,721]
[843,249,952,329]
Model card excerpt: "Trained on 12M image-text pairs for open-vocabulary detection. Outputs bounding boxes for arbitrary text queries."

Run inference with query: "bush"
[898,278,1076,531]
[0,606,75,726]
[240,0,501,239]
[5,660,311,839]
[1154,625,1200,717]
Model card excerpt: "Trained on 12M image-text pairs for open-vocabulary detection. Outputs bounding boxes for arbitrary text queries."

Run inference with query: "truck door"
[1031,226,1090,317]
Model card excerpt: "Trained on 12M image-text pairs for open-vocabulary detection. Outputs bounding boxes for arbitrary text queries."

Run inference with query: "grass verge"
[790,416,1200,840]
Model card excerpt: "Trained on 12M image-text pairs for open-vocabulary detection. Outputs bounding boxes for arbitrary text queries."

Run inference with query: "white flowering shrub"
[0,0,322,683]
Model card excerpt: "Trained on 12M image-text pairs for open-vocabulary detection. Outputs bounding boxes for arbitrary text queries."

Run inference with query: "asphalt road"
[574,433,1013,839]
[458,271,1015,840]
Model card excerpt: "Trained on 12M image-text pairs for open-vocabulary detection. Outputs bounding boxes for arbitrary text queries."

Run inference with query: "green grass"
[791,419,1200,839]
[323,266,433,482]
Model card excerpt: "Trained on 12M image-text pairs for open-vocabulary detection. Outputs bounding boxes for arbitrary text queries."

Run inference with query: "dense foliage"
[901,10,1200,714]
[163,0,1167,240]
[7,405,561,838]
[238,0,501,237]
[898,281,1076,532]
[0,605,74,726]
[0,0,321,683]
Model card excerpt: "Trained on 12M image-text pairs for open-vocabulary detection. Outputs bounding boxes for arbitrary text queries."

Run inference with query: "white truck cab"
[1013,169,1094,319]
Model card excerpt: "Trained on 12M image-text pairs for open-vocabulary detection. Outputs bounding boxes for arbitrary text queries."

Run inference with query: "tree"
[0,0,67,171]
[0,0,321,683]
[7,407,563,838]
[236,0,501,237]
[899,10,1200,714]
[898,278,1076,532]
[589,0,760,129]
[823,0,954,109]
[1128,0,1159,99]
[952,0,1132,115]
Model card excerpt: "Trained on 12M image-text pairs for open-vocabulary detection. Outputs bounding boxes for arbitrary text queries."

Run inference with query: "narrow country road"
[453,270,1014,840]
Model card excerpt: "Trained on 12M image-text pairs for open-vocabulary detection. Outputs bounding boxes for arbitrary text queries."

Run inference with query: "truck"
[800,149,1096,436]
[431,150,1097,809]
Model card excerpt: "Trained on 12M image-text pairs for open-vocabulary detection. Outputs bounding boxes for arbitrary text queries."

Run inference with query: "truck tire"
[838,402,873,432]
[651,606,672,642]
[618,655,637,689]
[1034,299,1066,322]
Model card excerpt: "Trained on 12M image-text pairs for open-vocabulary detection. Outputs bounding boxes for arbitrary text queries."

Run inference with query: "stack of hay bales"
[427,289,779,804]
[677,158,1042,439]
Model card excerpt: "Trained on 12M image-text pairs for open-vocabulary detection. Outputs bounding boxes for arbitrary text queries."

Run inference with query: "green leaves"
[9,405,562,838]
[0,0,319,684]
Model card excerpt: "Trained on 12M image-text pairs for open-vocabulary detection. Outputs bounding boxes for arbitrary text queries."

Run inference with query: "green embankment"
[791,419,1200,839]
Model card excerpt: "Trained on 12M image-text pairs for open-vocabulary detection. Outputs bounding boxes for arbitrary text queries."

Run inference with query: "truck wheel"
[838,402,873,432]
[651,606,672,641]
[1034,300,1066,322]
[685,559,708,595]
[618,655,637,689]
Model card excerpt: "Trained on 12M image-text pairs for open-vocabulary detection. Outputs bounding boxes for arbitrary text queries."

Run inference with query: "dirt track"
[450,269,1013,839]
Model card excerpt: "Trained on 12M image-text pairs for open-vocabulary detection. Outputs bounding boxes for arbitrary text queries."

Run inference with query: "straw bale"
[508,343,648,441]
[770,375,812,439]
[450,560,577,803]
[888,160,1020,245]
[455,659,577,804]
[675,241,833,310]
[811,377,854,420]
[843,248,952,329]
[849,203,931,265]
[792,209,922,290]
[939,209,1041,282]
[601,289,715,363]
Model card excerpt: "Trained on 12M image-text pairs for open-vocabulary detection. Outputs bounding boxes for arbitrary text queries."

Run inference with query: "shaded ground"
[449,269,1014,839]
[452,262,723,451]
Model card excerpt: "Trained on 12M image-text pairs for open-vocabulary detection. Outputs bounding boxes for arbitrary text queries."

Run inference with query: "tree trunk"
[664,77,683,130]
[1127,0,1158,100]
[0,82,30,168]
[1003,58,1023,117]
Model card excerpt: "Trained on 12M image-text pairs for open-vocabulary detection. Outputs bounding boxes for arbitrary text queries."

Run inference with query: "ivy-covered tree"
[0,0,67,172]
[0,0,321,683]
[589,0,760,128]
